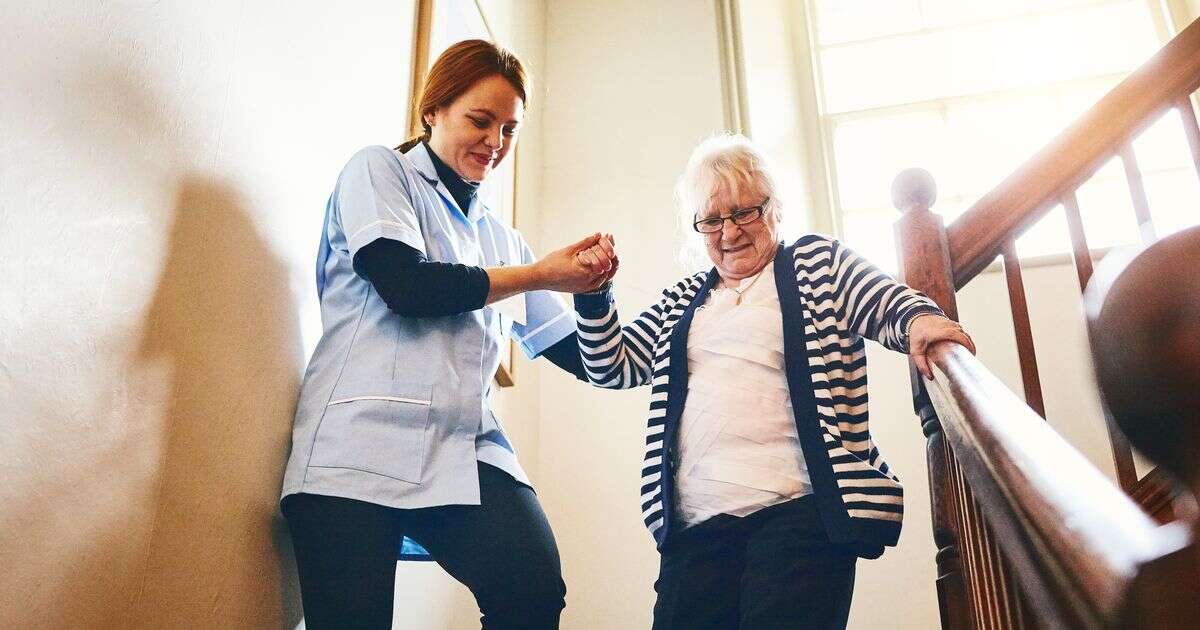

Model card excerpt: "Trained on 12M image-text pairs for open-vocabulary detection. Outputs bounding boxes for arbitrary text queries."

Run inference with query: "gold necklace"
[726,267,768,305]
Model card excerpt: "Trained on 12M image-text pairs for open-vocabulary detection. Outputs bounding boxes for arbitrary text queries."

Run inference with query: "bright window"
[806,0,1199,269]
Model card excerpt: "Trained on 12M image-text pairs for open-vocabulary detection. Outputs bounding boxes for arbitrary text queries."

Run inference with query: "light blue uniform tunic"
[281,144,574,512]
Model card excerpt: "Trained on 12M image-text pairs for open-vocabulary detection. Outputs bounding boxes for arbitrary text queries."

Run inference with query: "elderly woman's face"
[701,185,779,281]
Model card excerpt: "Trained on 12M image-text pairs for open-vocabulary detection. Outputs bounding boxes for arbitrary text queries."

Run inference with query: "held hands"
[535,232,619,294]
[577,233,618,288]
[908,314,977,380]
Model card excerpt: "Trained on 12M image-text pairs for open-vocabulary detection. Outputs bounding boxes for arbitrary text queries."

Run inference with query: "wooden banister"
[892,14,1200,628]
[945,16,1200,287]
[924,342,1191,627]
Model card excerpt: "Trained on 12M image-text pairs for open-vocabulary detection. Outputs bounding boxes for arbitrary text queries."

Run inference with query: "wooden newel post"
[891,169,957,320]
[892,169,973,629]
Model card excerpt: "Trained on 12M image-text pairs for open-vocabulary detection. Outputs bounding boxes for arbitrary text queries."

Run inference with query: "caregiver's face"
[426,73,523,183]
[700,184,779,282]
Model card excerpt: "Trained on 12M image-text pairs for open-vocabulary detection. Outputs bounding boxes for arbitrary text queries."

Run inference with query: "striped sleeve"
[572,285,674,389]
[823,238,945,353]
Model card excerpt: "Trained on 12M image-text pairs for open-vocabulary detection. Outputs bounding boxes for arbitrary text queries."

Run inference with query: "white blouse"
[675,262,812,528]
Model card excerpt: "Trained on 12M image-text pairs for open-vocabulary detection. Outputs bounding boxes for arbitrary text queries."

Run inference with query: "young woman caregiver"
[279,40,616,629]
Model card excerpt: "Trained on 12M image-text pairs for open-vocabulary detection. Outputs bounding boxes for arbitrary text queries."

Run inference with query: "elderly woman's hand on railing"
[908,314,976,380]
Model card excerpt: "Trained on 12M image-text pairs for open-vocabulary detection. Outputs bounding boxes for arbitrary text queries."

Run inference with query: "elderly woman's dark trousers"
[651,495,857,630]
[282,462,565,630]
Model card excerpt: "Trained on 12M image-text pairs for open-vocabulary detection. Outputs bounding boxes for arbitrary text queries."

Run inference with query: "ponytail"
[396,132,428,153]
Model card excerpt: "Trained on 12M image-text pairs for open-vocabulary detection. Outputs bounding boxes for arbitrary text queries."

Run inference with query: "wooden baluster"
[951,384,1031,630]
[946,411,978,630]
[893,169,974,629]
[961,482,990,628]
[955,451,984,624]
[1062,193,1094,293]
[977,501,1005,629]
[1118,144,1158,244]
[962,473,1027,629]
[988,531,1024,628]
[1000,242,1046,418]
[964,487,996,629]
[1176,96,1200,182]
[1063,193,1139,492]
[988,506,1029,628]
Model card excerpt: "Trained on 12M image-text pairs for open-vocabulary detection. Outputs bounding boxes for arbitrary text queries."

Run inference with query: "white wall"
[0,1,545,628]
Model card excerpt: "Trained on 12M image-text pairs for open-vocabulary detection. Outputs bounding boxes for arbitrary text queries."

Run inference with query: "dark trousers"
[282,463,565,630]
[651,496,857,630]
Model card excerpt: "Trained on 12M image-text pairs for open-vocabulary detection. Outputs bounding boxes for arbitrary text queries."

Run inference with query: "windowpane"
[1143,168,1200,238]
[804,0,1193,269]
[939,94,1071,199]
[938,82,1119,198]
[1074,158,1143,250]
[842,211,900,269]
[1132,109,1200,239]
[841,196,971,272]
[830,81,1124,219]
[813,0,1105,47]
[919,0,1108,29]
[1015,204,1071,258]
[819,1,1158,113]
[1132,109,1195,173]
[813,0,922,47]
[832,111,947,212]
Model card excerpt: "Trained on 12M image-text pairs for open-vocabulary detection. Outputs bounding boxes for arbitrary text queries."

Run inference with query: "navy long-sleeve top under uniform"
[351,143,587,380]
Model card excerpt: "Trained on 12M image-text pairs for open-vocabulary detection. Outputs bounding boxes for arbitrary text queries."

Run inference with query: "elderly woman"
[571,134,974,629]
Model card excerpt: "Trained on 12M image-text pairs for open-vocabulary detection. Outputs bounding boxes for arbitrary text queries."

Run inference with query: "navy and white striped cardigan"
[572,235,944,558]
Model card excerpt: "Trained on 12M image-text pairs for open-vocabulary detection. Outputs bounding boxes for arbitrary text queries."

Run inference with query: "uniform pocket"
[310,379,434,483]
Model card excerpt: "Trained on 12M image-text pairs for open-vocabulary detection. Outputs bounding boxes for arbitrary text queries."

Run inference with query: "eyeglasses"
[692,198,770,233]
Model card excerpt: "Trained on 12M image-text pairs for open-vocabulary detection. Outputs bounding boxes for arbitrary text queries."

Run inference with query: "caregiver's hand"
[575,233,618,290]
[534,232,614,294]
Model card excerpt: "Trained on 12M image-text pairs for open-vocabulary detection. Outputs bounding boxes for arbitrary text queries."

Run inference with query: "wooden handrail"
[923,342,1190,627]
[946,17,1200,286]
[893,18,1200,626]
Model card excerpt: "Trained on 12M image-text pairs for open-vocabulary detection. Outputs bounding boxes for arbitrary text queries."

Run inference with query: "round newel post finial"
[892,168,938,213]
[1084,225,1200,490]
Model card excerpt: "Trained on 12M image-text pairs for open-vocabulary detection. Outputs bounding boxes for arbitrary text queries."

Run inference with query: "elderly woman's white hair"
[675,133,784,270]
